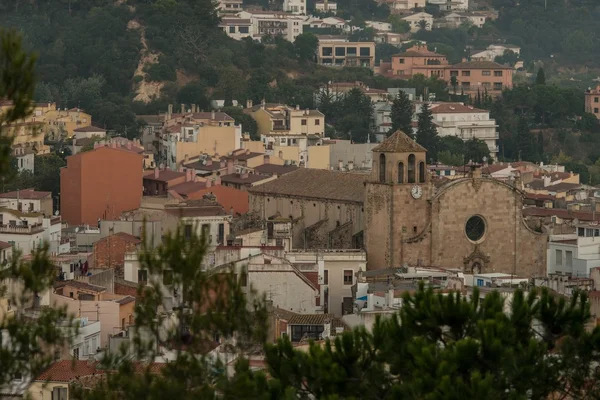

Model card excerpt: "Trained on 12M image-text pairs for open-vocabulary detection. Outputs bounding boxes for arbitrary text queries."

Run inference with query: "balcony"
[0,223,44,234]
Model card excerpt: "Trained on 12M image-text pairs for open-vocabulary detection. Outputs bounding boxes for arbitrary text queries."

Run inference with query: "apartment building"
[447,60,513,97]
[317,41,376,69]
[428,103,499,159]
[60,146,143,226]
[585,86,600,120]
[238,11,304,42]
[389,44,449,78]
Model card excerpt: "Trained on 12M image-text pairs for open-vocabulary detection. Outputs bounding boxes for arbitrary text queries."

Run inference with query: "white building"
[12,146,34,174]
[73,125,106,140]
[547,224,600,277]
[285,250,367,316]
[283,0,306,14]
[426,102,499,159]
[70,317,102,359]
[238,11,304,42]
[427,0,468,10]
[473,273,529,288]
[374,102,392,134]
[0,208,62,256]
[219,18,252,40]
[217,0,243,14]
[402,12,433,32]
[315,0,337,13]
[471,44,521,62]
[366,21,392,32]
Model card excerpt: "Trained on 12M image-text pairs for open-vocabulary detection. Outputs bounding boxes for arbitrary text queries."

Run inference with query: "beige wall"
[307,145,330,169]
[242,139,266,153]
[249,192,363,249]
[288,110,325,136]
[51,293,120,347]
[448,67,513,96]
[273,145,301,164]
[175,125,238,162]
[28,381,70,400]
[250,109,274,137]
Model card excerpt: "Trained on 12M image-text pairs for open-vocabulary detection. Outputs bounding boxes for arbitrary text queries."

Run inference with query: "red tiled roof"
[187,185,249,215]
[253,163,298,176]
[220,173,270,185]
[451,60,512,69]
[0,241,11,250]
[0,189,51,200]
[170,181,208,196]
[143,170,186,182]
[522,207,600,222]
[35,360,98,382]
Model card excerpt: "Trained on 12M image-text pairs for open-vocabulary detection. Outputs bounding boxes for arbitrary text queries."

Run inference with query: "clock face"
[411,185,423,199]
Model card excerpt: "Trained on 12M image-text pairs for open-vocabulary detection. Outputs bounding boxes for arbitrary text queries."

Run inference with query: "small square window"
[461,71,471,77]
[343,270,353,285]
[301,119,307,126]
[482,70,491,76]
[315,119,320,125]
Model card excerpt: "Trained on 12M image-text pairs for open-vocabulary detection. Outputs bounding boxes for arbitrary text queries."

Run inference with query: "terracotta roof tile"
[0,189,51,200]
[253,164,298,176]
[248,169,367,203]
[372,130,426,153]
[143,170,186,182]
[54,280,107,293]
[35,360,98,382]
[97,232,142,244]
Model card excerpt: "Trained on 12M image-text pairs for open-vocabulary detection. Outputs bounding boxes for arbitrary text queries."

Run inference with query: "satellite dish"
[54,210,59,216]
[75,227,79,233]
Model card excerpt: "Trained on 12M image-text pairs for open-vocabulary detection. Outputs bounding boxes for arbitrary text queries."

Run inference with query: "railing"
[0,223,44,234]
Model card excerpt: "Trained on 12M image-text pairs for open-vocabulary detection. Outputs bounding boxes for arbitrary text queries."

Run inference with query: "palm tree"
[417,19,430,30]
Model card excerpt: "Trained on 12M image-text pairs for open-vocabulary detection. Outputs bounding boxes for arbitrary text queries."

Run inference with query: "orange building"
[389,45,449,79]
[60,146,143,226]
[447,60,513,97]
[585,86,600,119]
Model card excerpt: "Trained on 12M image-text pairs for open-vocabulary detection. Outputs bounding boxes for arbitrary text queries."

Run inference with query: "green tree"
[515,116,538,161]
[259,284,600,399]
[388,15,410,34]
[73,225,269,400]
[417,19,430,30]
[450,75,458,94]
[294,32,319,62]
[535,67,546,85]
[464,138,491,163]
[337,88,373,142]
[0,28,71,388]
[416,102,439,161]
[390,90,413,136]
[222,106,259,140]
[176,82,211,111]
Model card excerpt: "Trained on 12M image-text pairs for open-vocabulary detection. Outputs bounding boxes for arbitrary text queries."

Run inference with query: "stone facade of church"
[364,131,547,277]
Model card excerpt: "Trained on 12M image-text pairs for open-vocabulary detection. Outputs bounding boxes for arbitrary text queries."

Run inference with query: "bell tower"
[364,130,432,269]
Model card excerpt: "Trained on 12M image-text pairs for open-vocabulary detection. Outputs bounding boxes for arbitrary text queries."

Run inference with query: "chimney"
[246,99,253,109]
[191,104,196,113]
[206,180,212,188]
[241,172,249,179]
[386,283,394,308]
[211,110,216,120]
[214,177,221,186]
[206,158,212,166]
[305,109,309,116]
[263,154,270,165]
[472,165,482,179]
[348,160,354,170]
[184,154,189,163]
[227,158,234,175]
[220,159,226,168]
[261,99,265,110]
[127,142,132,150]
[338,159,343,171]
[186,168,194,182]
[167,104,173,120]
[180,104,185,114]
[296,104,300,111]
[154,168,159,179]
[543,175,551,187]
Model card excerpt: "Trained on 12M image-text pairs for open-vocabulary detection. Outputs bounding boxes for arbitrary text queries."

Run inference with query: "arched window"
[398,162,404,184]
[419,162,425,183]
[407,154,416,183]
[379,154,386,183]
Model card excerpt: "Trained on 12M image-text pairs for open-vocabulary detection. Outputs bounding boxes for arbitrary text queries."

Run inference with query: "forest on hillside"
[1,0,600,170]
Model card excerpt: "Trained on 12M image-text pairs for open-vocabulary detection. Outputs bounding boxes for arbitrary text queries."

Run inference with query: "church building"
[364,130,547,277]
